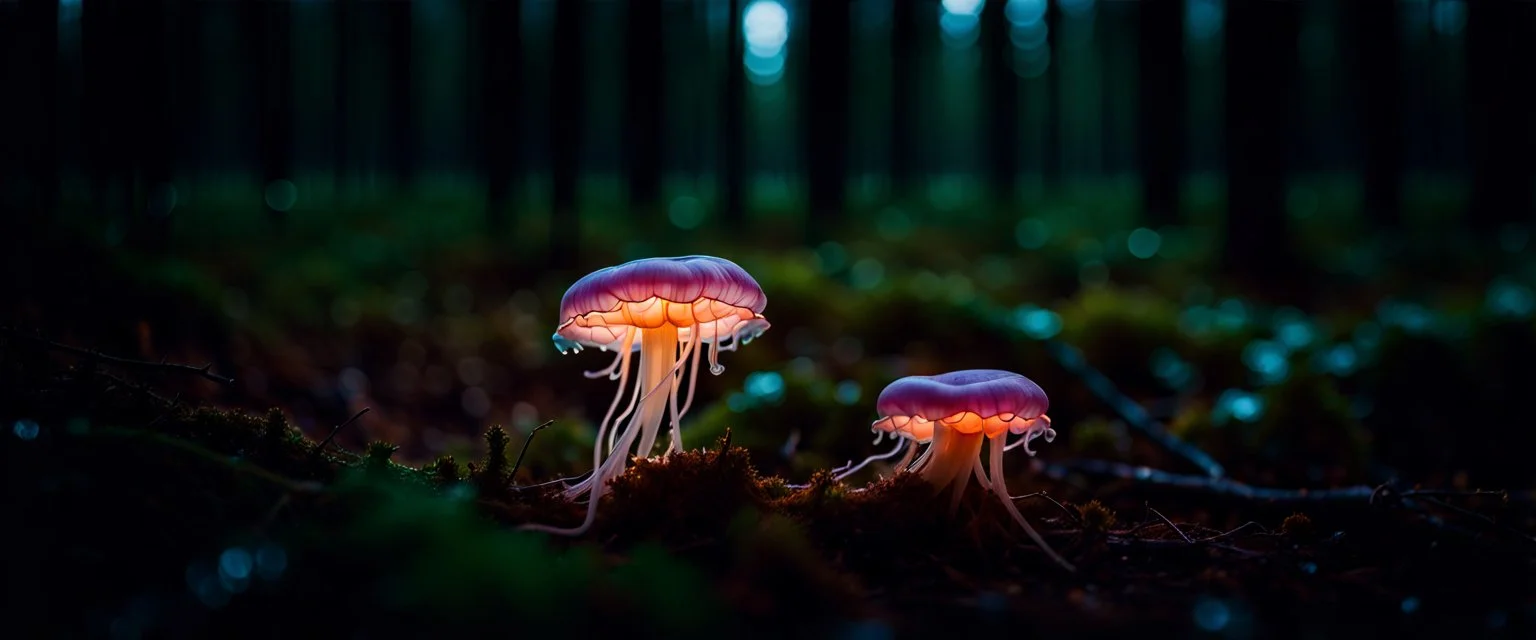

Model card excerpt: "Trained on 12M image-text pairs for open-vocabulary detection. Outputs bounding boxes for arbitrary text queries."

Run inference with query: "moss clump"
[1077,499,1118,535]
[429,454,461,485]
[1281,512,1315,541]
[602,432,772,540]
[469,426,512,499]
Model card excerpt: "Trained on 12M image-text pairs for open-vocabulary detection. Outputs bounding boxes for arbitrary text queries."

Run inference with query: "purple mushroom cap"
[876,369,1049,422]
[554,255,768,350]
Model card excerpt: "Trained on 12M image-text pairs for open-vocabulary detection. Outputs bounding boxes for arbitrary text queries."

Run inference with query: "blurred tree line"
[1,0,1533,284]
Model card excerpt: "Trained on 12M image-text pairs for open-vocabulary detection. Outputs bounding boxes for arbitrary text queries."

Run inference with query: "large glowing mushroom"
[522,255,770,536]
[871,369,1073,571]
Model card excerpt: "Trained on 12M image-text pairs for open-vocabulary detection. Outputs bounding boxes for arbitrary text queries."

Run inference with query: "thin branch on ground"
[1041,339,1225,479]
[509,419,554,481]
[1012,490,1082,524]
[311,407,372,460]
[3,326,235,385]
[1148,504,1194,543]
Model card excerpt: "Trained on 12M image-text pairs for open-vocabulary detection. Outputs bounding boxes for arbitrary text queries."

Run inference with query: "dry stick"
[1012,490,1082,524]
[1041,338,1225,479]
[311,407,372,460]
[1148,504,1195,543]
[2,326,235,385]
[509,419,555,481]
[1036,458,1383,504]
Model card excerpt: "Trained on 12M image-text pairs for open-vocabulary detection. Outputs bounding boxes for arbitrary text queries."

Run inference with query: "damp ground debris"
[6,333,1533,639]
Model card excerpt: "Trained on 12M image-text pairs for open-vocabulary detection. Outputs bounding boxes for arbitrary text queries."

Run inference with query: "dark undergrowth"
[6,333,1534,640]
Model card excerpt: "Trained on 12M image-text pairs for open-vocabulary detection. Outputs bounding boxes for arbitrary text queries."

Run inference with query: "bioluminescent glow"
[743,1,790,85]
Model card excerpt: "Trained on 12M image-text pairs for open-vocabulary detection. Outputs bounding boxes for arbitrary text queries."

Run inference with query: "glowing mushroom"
[871,369,1073,571]
[522,255,769,536]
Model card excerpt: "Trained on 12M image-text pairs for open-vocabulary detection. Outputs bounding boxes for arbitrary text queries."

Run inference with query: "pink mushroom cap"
[554,255,768,350]
[872,369,1050,439]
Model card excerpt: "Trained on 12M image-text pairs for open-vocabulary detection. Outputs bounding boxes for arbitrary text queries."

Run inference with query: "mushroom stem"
[922,427,985,515]
[988,433,1076,572]
[523,325,679,536]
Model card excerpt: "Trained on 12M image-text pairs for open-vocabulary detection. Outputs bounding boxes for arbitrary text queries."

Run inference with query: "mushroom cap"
[554,255,768,350]
[872,369,1050,439]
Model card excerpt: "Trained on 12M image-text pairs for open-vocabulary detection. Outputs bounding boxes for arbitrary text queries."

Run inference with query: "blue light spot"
[1318,343,1358,375]
[1005,0,1046,27]
[1150,348,1193,389]
[255,545,288,581]
[219,547,253,581]
[185,561,230,609]
[834,380,862,405]
[1127,227,1162,259]
[1401,596,1421,614]
[13,419,39,441]
[743,1,789,56]
[727,392,752,413]
[942,0,984,15]
[1300,561,1318,574]
[1216,298,1249,330]
[1272,307,1315,350]
[974,590,1008,613]
[1214,389,1264,424]
[1242,340,1290,384]
[1193,597,1231,632]
[1186,0,1223,41]
[745,371,785,403]
[1486,278,1536,318]
[1013,305,1062,340]
[1432,0,1466,36]
[1014,218,1050,249]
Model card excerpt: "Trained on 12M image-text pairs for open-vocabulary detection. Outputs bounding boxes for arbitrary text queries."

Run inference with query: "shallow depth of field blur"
[4,0,1535,635]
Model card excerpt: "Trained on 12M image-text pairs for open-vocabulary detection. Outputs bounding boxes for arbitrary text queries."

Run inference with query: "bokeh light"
[743,1,790,85]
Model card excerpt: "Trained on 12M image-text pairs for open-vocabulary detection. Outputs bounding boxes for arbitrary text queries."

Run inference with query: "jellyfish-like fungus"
[522,256,770,536]
[871,369,1073,571]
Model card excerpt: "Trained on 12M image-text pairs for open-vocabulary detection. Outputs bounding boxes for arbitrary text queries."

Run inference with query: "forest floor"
[6,329,1533,639]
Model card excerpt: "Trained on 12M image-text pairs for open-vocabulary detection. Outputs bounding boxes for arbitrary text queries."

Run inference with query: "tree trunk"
[1137,0,1186,228]
[721,0,747,230]
[386,1,415,188]
[81,0,135,240]
[12,0,60,221]
[334,0,353,192]
[625,0,664,212]
[982,0,1018,203]
[1344,0,1402,230]
[1223,0,1301,292]
[549,0,585,269]
[1043,0,1063,189]
[889,0,915,200]
[479,0,522,234]
[248,0,293,230]
[803,0,850,240]
[1465,0,1535,233]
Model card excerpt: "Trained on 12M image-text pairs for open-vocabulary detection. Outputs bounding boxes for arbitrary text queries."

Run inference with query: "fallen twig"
[1041,339,1225,479]
[311,407,371,460]
[509,419,554,481]
[1148,504,1194,543]
[3,326,235,385]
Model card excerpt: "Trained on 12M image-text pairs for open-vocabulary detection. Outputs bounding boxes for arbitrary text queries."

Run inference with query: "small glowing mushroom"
[523,255,769,536]
[871,369,1073,571]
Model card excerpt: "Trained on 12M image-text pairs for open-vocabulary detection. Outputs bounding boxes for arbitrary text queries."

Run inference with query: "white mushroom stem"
[987,433,1076,572]
[919,426,986,516]
[521,324,681,537]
